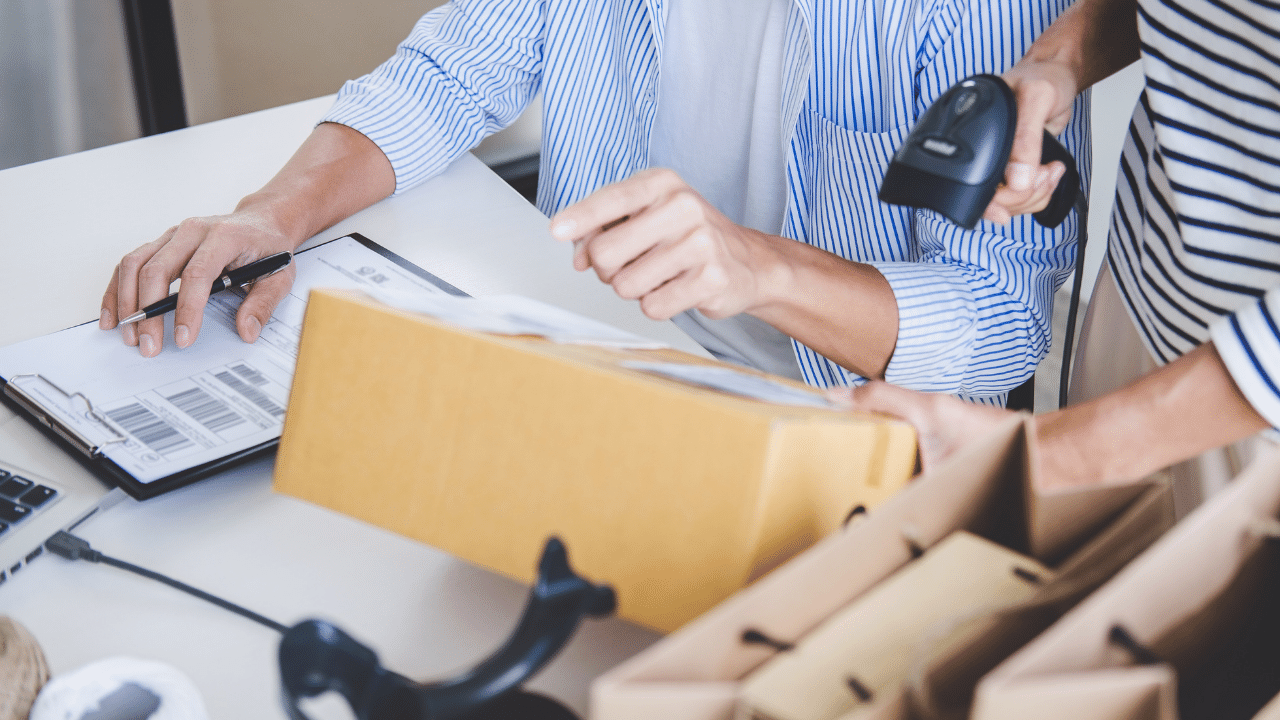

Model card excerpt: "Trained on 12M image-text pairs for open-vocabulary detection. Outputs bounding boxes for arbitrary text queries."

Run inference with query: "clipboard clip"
[3,374,129,458]
[278,537,613,720]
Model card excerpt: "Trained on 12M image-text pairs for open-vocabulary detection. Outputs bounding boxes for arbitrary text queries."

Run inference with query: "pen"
[119,251,293,325]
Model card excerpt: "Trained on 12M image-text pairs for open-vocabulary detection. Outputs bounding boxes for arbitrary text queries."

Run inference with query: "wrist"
[1021,0,1138,91]
[233,190,312,250]
[741,231,802,317]
[1032,407,1102,489]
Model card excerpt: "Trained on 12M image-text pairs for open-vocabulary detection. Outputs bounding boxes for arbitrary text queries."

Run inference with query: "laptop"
[0,402,124,584]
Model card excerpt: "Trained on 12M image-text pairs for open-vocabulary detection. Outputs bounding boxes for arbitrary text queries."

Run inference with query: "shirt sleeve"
[1208,289,1280,428]
[867,93,1090,398]
[321,0,546,195]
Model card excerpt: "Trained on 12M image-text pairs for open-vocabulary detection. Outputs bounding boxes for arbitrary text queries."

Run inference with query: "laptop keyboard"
[0,466,60,539]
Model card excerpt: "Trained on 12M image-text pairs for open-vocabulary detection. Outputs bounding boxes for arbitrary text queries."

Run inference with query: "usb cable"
[45,531,287,634]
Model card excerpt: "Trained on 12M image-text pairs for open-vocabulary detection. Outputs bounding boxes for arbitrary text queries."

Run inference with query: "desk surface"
[0,96,704,717]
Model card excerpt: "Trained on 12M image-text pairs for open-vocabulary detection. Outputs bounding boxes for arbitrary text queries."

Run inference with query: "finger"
[572,216,634,271]
[609,226,713,303]
[983,202,1013,226]
[844,381,928,422]
[234,263,295,343]
[573,238,592,271]
[114,232,174,349]
[636,253,741,321]
[135,224,220,356]
[988,161,1065,218]
[634,270,698,321]
[170,241,250,350]
[584,201,695,283]
[548,168,683,242]
[100,264,122,330]
[1006,79,1061,180]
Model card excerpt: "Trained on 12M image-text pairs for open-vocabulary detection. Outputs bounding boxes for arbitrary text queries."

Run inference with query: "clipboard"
[0,233,464,500]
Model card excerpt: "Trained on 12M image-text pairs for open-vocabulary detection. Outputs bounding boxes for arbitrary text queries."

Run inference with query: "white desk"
[0,96,706,717]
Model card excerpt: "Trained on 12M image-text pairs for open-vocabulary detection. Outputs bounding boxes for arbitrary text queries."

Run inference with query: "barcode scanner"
[878,74,1079,229]
[879,74,1091,409]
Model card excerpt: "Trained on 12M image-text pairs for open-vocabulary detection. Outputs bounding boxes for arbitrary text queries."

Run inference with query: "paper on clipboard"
[0,234,458,491]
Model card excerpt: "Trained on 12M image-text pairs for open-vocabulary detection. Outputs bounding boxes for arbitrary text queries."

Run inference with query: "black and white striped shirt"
[1108,0,1280,425]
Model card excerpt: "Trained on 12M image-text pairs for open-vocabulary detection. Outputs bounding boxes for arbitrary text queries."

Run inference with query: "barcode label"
[105,403,194,455]
[164,386,247,434]
[214,370,285,417]
[230,363,269,386]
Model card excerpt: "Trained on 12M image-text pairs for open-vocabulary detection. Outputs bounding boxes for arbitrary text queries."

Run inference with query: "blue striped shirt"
[1109,0,1280,426]
[323,0,1090,402]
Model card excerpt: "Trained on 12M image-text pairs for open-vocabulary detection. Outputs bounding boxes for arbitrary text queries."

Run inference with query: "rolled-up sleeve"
[322,0,546,194]
[870,134,1088,399]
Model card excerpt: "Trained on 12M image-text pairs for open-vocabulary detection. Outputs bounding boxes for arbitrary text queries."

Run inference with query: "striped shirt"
[324,0,1090,402]
[1108,0,1280,426]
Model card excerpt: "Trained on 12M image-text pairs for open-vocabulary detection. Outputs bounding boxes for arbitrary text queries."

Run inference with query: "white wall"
[1036,63,1146,409]
[169,0,541,166]
[172,0,444,125]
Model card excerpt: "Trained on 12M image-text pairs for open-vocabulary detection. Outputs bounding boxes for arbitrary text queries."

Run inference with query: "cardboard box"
[274,290,916,631]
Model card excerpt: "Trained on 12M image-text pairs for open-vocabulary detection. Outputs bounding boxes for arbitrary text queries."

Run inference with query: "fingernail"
[550,219,577,240]
[122,323,137,346]
[100,308,114,329]
[140,334,157,357]
[1052,164,1066,183]
[244,316,262,342]
[1008,163,1034,192]
[1034,168,1051,189]
[175,324,190,348]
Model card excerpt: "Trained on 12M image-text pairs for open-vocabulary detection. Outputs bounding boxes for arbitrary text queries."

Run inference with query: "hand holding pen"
[101,216,300,359]
[118,251,293,324]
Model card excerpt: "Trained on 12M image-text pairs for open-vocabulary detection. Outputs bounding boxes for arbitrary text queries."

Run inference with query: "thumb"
[235,263,295,343]
[830,381,926,423]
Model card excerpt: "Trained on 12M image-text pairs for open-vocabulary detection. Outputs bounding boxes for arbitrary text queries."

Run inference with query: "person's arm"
[837,342,1269,489]
[547,168,898,379]
[986,0,1141,222]
[100,122,394,357]
[102,0,546,357]
[549,138,1084,393]
[1035,343,1268,487]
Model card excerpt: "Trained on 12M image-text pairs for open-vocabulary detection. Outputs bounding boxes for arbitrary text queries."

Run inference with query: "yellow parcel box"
[274,289,916,631]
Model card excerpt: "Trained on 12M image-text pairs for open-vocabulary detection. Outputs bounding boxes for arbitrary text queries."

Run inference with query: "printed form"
[0,235,455,484]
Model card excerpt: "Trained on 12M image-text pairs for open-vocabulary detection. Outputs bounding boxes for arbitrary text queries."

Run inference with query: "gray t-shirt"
[648,0,802,380]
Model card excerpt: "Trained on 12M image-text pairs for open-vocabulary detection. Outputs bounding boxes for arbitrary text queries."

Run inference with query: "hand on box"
[830,381,1016,475]
[548,168,786,322]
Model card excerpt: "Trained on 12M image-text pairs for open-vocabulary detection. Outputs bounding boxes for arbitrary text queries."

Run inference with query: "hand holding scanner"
[878,74,1079,229]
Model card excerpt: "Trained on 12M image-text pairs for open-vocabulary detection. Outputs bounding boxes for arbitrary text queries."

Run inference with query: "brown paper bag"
[738,532,1052,720]
[972,447,1280,720]
[591,415,1175,720]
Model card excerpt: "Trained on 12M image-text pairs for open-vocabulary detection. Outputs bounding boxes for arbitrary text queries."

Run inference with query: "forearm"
[1034,343,1269,488]
[1022,0,1140,92]
[235,122,395,246]
[745,236,899,380]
